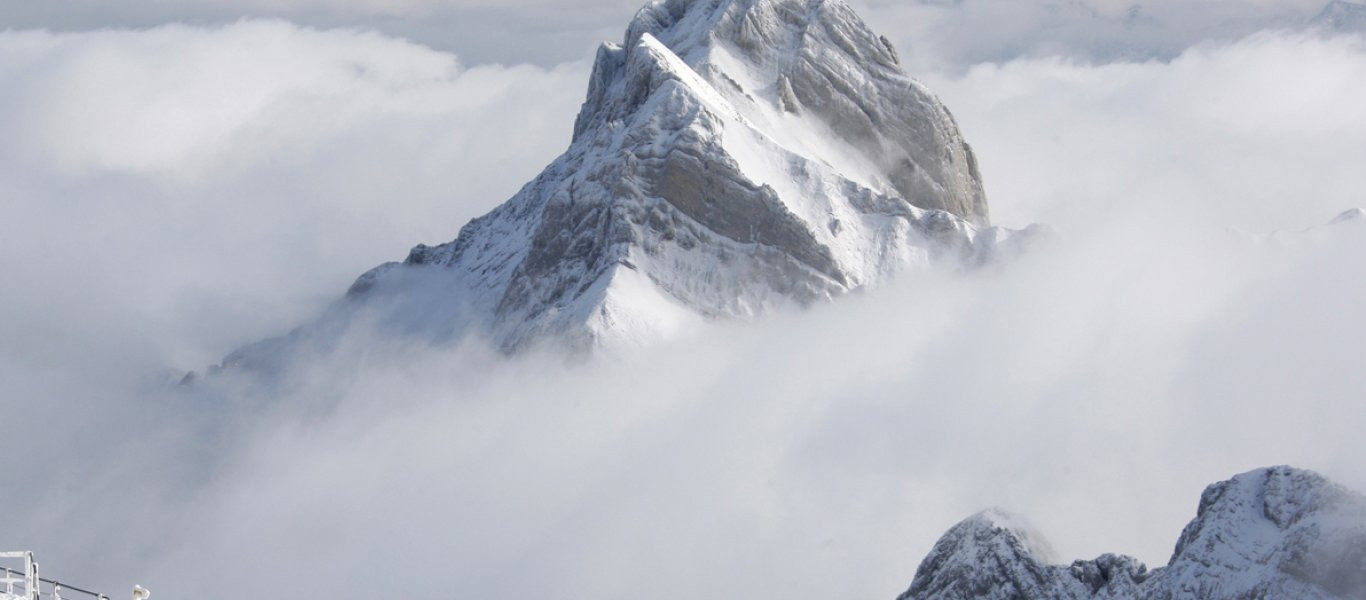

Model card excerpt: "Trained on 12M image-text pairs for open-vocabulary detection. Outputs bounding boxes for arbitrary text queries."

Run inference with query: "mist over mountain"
[218,0,1045,369]
[0,0,1350,70]
[1313,1,1366,32]
[900,467,1366,600]
[3,0,1366,599]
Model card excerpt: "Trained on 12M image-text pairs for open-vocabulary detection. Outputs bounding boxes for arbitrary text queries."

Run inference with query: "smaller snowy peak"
[1224,208,1366,247]
[898,467,1366,600]
[898,510,1147,600]
[1312,1,1366,32]
[1332,207,1366,225]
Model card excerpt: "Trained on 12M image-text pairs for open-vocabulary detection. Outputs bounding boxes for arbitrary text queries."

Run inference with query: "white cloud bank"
[0,0,1345,69]
[1,17,1365,600]
[0,20,587,371]
[924,31,1366,231]
[858,0,1337,72]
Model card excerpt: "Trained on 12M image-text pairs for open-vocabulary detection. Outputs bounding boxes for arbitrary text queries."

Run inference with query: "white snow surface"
[221,0,1042,366]
[898,466,1366,600]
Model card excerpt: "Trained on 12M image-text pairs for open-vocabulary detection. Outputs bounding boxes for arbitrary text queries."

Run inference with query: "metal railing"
[1,552,115,600]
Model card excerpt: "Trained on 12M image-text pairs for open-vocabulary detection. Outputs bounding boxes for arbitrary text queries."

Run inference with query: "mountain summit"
[899,467,1366,600]
[224,0,1038,367]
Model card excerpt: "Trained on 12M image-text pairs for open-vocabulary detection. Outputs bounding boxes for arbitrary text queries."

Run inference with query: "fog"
[1,9,1365,600]
[924,31,1366,231]
[0,21,587,370]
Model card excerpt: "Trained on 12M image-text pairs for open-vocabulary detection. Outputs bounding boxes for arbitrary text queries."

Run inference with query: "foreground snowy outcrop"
[898,467,1366,600]
[219,0,1041,368]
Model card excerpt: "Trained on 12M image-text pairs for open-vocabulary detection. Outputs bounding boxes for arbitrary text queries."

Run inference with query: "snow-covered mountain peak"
[898,466,1366,600]
[1332,207,1366,225]
[899,509,1149,600]
[581,0,989,223]
[215,0,1038,365]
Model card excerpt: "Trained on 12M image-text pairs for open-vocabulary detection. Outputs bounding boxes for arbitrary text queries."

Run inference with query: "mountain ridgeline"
[219,0,1043,371]
[900,467,1366,600]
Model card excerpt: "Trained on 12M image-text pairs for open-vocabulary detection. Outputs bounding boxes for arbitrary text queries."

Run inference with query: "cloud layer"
[0,0,1347,69]
[0,20,586,371]
[860,0,1336,72]
[1,14,1365,600]
[922,31,1366,231]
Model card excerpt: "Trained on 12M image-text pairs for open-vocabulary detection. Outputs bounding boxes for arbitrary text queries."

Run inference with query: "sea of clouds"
[1,7,1364,600]
[0,0,1342,66]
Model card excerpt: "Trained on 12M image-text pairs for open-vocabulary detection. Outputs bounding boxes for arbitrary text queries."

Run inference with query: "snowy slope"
[220,0,1042,367]
[898,467,1366,600]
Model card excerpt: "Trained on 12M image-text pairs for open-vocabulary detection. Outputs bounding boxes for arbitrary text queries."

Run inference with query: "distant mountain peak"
[898,466,1366,600]
[1332,207,1365,225]
[1312,0,1366,32]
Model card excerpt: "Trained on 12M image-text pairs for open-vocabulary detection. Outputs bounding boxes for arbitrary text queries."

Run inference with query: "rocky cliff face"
[899,467,1366,600]
[221,0,1039,364]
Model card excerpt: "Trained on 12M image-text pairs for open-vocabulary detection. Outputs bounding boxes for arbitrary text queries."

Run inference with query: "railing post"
[2,552,114,600]
[28,557,38,600]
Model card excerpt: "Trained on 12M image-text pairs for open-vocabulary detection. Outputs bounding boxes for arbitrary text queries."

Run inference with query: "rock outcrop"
[899,467,1366,600]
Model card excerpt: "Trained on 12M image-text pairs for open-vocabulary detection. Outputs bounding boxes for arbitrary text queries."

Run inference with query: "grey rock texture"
[898,467,1366,600]
[596,0,991,223]
[221,0,1043,366]
[898,510,1149,600]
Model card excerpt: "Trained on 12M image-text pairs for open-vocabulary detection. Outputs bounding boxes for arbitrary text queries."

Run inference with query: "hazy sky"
[0,0,1339,66]
[1,1,1364,599]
